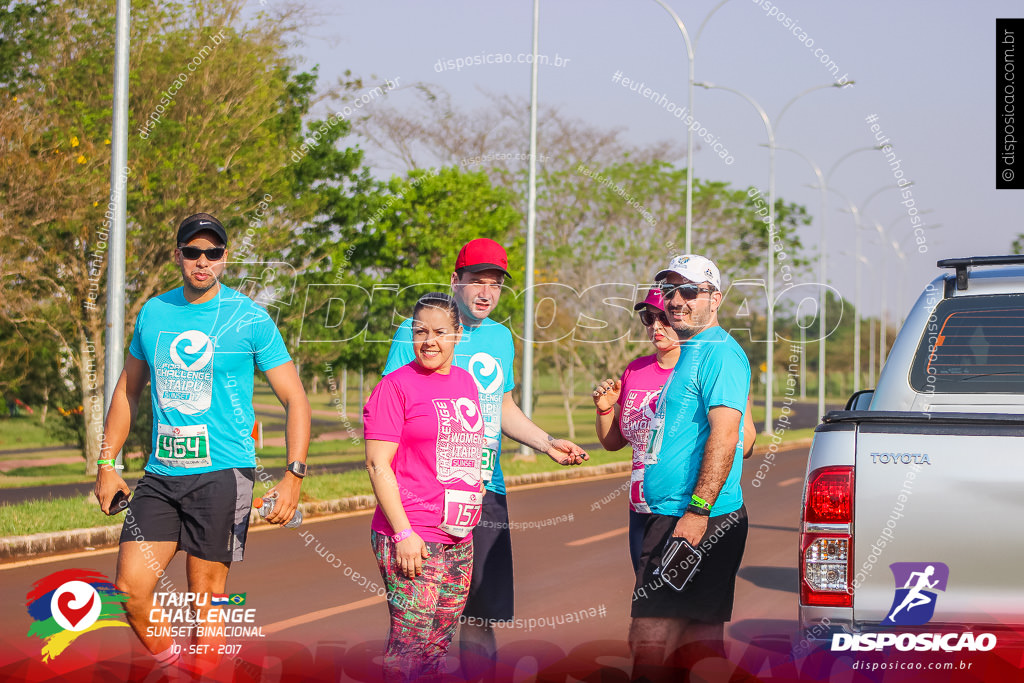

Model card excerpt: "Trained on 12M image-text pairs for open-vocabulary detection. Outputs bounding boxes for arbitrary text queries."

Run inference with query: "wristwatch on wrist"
[686,503,711,517]
[285,461,307,479]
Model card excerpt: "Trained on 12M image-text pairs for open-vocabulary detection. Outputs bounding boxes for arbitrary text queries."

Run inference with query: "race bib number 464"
[156,423,212,468]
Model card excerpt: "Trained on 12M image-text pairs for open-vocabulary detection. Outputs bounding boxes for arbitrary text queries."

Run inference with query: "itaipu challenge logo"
[25,569,128,661]
[881,561,950,626]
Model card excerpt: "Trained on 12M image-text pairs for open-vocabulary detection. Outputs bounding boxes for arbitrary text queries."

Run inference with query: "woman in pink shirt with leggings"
[365,292,485,682]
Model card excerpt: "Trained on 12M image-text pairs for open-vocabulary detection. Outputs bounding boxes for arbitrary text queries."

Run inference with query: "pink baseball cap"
[633,287,666,312]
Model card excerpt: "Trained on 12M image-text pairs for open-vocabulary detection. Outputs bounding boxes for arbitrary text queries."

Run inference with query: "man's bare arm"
[262,361,311,525]
[673,405,741,545]
[94,354,149,513]
[500,391,588,465]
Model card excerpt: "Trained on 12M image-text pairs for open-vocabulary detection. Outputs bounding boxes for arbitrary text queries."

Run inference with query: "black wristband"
[686,503,711,517]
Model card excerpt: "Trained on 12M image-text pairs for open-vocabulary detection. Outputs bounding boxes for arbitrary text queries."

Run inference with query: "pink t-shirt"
[617,355,673,514]
[364,362,485,544]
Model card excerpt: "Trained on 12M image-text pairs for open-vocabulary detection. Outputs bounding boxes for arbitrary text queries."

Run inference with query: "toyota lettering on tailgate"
[869,452,932,465]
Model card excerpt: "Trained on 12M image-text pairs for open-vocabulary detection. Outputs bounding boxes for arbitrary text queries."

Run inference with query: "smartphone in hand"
[106,489,131,516]
[661,536,702,592]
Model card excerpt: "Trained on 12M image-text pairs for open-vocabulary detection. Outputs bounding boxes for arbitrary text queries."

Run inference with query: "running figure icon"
[886,565,939,622]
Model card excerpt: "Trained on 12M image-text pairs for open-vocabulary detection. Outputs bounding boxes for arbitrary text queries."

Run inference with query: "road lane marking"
[777,477,803,487]
[262,595,385,634]
[566,527,627,546]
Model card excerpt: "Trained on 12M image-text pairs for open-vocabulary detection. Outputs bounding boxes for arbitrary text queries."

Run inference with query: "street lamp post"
[102,0,131,473]
[826,188,864,391]
[520,0,541,455]
[776,142,872,419]
[833,182,902,392]
[696,82,776,431]
[650,0,734,253]
[700,82,849,432]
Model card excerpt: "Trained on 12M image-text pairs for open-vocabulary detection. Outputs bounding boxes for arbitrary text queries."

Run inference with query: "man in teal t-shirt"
[94,213,311,675]
[382,238,588,675]
[628,254,751,678]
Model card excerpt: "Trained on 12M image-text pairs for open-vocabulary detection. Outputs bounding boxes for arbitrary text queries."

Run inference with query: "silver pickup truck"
[798,255,1024,650]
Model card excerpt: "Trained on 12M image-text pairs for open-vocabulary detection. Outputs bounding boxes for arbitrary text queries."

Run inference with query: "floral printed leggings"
[371,531,473,682]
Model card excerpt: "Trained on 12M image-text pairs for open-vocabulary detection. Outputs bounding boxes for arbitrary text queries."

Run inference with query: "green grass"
[1,427,820,537]
[291,469,373,502]
[0,495,118,536]
[1,448,629,537]
[0,414,70,450]
[2,375,823,534]
[3,462,97,478]
[754,427,816,445]
[0,407,817,491]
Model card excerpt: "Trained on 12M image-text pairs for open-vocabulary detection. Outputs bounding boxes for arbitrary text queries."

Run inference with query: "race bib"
[480,437,499,482]
[630,466,650,513]
[439,489,483,538]
[155,423,212,468]
[643,414,665,466]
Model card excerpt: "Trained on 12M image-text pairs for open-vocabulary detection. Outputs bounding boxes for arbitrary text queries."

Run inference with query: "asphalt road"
[0,448,801,679]
[4,444,1015,682]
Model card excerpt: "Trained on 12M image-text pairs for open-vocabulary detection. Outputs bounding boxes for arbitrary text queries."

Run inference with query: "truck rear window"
[910,293,1024,393]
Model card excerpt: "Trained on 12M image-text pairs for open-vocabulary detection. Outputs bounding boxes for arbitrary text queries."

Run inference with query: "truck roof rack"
[937,255,1024,291]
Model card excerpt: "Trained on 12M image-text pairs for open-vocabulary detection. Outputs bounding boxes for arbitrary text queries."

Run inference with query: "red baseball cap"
[455,238,510,277]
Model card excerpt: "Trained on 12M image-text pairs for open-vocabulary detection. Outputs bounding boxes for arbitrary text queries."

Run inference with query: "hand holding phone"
[106,489,131,516]
[661,536,702,592]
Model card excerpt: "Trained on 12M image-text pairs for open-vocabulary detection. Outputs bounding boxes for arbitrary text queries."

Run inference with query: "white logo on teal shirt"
[154,330,214,415]
[468,352,503,394]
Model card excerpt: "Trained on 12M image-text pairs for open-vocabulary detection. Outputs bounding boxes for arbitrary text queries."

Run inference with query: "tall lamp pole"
[796,146,882,401]
[650,0,734,253]
[102,0,131,473]
[831,182,897,392]
[697,82,775,431]
[520,0,541,455]
[699,82,848,432]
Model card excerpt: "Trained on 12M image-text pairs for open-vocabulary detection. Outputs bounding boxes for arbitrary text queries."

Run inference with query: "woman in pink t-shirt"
[593,288,756,572]
[364,292,485,682]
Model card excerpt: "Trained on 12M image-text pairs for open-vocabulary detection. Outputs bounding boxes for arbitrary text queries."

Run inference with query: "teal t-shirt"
[642,325,750,516]
[383,317,516,495]
[128,285,292,476]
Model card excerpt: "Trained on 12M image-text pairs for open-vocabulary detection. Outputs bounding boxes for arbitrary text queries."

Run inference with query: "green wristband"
[97,458,123,470]
[690,494,711,511]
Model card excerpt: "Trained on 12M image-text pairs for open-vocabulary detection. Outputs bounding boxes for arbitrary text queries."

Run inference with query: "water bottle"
[254,496,303,528]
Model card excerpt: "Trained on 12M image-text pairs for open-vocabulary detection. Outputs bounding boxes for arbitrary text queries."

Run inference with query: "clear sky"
[286,0,1023,321]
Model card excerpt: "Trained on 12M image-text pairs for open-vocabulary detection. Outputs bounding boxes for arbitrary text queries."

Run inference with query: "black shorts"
[119,468,255,563]
[630,506,748,623]
[629,508,652,574]
[462,491,514,622]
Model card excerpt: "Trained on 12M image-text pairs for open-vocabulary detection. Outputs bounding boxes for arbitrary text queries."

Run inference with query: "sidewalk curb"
[0,462,630,563]
[0,441,811,563]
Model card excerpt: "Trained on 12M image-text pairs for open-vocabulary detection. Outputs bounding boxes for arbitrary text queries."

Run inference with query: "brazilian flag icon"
[228,593,246,606]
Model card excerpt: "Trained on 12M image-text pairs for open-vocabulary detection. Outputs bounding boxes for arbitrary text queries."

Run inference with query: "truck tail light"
[800,466,854,607]
[800,533,852,606]
[804,467,853,524]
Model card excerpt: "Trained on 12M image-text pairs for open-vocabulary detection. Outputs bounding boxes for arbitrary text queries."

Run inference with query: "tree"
[1,0,369,472]
[283,166,523,388]
[356,87,813,438]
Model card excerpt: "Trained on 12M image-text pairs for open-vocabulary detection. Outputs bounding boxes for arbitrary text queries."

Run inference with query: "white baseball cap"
[655,254,721,290]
